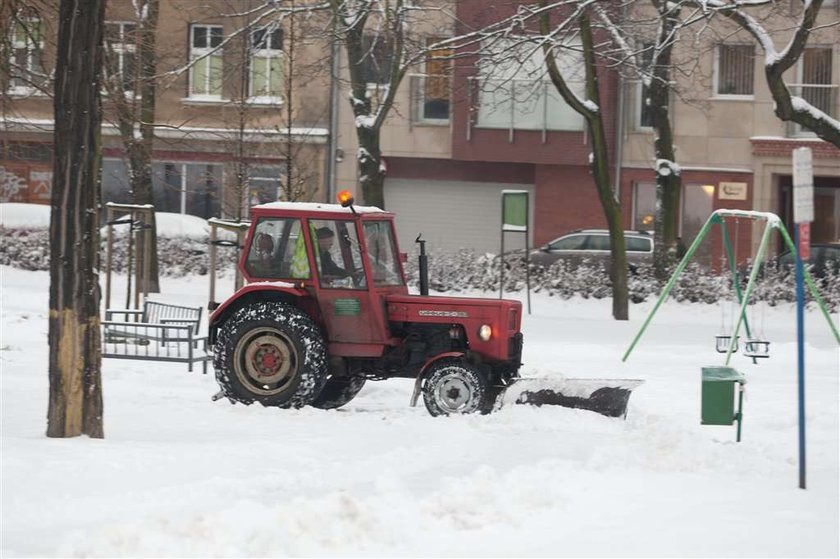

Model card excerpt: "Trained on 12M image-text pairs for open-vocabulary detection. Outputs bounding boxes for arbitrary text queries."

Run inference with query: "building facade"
[2,0,331,220]
[332,1,839,261]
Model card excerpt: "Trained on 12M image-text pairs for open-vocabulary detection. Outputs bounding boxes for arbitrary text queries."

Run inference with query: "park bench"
[102,301,211,373]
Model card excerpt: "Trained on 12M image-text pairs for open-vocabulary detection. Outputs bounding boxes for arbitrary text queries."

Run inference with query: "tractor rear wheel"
[309,374,367,410]
[422,359,488,417]
[214,302,327,408]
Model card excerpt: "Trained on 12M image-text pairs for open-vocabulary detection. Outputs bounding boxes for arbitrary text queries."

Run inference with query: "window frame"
[713,43,756,99]
[8,16,46,96]
[248,27,284,104]
[104,21,138,96]
[188,24,224,100]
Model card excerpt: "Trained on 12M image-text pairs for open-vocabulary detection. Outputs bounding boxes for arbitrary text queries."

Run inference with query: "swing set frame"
[624,209,840,365]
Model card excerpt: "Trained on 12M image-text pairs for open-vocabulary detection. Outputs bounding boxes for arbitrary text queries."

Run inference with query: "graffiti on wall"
[0,166,52,203]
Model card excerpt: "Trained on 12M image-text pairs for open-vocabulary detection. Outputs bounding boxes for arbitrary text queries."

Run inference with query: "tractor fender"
[409,351,466,407]
[208,282,311,344]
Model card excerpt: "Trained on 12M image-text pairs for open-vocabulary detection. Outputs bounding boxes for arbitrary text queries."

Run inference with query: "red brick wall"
[533,164,620,246]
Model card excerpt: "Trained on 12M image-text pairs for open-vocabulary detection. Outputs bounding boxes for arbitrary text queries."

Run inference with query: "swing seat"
[744,339,770,358]
[715,335,738,353]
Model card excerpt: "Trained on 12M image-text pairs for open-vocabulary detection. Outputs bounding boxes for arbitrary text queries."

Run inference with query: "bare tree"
[48,0,106,438]
[594,1,687,279]
[691,0,840,148]
[539,3,629,320]
[102,0,162,292]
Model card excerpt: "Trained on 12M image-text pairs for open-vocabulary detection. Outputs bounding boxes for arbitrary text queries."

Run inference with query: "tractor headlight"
[478,324,492,341]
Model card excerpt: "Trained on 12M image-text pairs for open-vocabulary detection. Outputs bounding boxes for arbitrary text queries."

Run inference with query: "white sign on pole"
[793,147,814,224]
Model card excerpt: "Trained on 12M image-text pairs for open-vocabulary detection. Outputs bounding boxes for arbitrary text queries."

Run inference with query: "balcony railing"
[408,73,451,128]
[466,76,584,143]
[786,83,838,137]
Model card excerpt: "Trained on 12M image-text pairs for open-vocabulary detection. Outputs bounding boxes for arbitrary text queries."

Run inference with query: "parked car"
[772,243,840,280]
[529,229,654,272]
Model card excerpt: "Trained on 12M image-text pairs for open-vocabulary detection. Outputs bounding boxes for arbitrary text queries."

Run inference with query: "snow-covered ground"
[1,267,838,557]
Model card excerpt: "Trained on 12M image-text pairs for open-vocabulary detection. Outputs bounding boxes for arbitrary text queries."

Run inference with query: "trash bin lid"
[702,366,746,383]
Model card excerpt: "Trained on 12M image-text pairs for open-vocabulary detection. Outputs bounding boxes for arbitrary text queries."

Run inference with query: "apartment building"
[1,1,331,219]
[333,2,839,259]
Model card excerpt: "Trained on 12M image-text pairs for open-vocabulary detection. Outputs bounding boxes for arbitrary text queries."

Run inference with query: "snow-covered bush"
[0,226,239,277]
[401,248,838,311]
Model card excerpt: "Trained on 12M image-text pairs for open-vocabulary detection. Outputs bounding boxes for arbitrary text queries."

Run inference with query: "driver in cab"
[315,227,350,283]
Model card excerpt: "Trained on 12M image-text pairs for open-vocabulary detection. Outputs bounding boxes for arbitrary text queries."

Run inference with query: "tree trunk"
[48,0,105,439]
[541,7,629,320]
[132,0,160,292]
[580,14,628,320]
[337,2,392,210]
[650,0,681,281]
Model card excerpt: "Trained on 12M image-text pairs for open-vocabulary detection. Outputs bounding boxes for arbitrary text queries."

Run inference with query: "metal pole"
[105,205,113,310]
[235,228,245,291]
[209,224,217,308]
[525,193,531,315]
[500,207,505,300]
[794,225,807,489]
[777,224,840,343]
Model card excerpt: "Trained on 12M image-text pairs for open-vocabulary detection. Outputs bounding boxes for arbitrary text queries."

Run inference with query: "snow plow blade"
[496,378,644,418]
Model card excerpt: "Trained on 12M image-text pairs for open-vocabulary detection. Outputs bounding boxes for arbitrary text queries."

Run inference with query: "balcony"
[786,83,838,137]
[466,76,584,143]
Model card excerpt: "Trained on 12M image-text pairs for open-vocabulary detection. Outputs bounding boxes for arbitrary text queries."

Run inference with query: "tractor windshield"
[363,221,404,287]
[245,217,307,279]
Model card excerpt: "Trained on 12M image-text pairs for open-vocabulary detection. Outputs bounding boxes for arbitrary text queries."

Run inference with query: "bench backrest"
[143,301,202,326]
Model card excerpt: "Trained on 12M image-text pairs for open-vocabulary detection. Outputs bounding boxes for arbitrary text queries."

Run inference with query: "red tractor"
[209,193,637,416]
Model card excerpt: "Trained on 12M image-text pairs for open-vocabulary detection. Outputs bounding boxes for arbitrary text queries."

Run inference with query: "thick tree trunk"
[580,15,628,321]
[336,1,398,210]
[541,7,629,320]
[650,1,681,281]
[48,0,106,438]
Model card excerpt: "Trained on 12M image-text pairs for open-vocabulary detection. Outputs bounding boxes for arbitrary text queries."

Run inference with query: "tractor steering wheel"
[350,267,367,288]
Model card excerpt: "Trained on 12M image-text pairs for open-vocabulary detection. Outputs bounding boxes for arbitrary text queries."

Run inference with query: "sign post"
[500,190,531,314]
[792,147,813,490]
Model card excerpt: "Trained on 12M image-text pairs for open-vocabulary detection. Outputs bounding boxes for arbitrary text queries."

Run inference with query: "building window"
[104,22,137,94]
[249,27,283,101]
[248,165,283,209]
[632,182,715,265]
[475,38,585,132]
[418,38,452,121]
[189,24,223,98]
[360,35,393,85]
[144,161,223,219]
[715,44,754,96]
[791,47,838,126]
[8,16,46,94]
[634,44,655,130]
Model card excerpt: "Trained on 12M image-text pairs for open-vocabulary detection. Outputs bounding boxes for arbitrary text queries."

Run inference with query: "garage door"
[385,179,534,255]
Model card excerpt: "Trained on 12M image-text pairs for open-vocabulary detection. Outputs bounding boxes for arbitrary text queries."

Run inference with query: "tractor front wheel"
[422,359,488,417]
[214,302,327,408]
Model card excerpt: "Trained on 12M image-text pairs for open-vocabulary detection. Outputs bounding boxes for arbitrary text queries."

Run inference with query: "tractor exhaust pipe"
[415,234,429,296]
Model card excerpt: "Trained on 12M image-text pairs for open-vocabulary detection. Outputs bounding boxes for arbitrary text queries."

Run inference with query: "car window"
[586,235,610,251]
[626,236,652,252]
[549,235,587,251]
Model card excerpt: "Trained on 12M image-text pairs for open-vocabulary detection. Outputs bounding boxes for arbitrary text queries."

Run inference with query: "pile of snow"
[0,202,51,229]
[0,203,211,239]
[1,267,838,557]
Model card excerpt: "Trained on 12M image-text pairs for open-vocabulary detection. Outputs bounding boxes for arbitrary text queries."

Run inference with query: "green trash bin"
[701,366,746,441]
